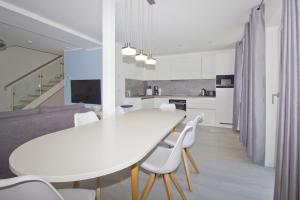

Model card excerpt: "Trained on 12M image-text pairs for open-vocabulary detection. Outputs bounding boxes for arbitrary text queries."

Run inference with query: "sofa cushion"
[39,103,85,113]
[0,108,39,120]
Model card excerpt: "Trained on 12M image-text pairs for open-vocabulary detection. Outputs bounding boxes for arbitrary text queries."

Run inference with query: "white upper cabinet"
[142,49,234,80]
[143,57,172,80]
[170,54,202,80]
[215,50,235,75]
[201,53,216,79]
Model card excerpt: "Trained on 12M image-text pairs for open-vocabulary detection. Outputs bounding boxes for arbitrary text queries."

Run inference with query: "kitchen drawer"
[186,98,216,105]
[185,108,216,126]
[187,103,216,109]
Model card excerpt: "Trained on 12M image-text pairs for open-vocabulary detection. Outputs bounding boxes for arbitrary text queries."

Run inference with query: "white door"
[265,26,281,167]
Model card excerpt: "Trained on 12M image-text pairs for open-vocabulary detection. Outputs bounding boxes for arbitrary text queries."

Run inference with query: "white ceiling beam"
[0,0,101,46]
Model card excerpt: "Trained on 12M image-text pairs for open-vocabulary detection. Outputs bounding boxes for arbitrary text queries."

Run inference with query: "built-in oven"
[169,99,186,111]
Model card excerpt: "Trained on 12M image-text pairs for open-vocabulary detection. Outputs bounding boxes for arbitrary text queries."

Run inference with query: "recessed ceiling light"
[27,40,33,44]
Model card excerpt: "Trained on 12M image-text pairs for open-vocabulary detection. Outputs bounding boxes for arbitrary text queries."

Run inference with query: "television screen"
[71,79,101,104]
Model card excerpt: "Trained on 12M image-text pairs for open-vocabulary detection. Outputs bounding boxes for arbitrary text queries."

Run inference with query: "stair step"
[42,84,55,88]
[35,89,48,92]
[19,99,34,104]
[13,104,26,110]
[49,80,61,84]
[28,94,40,98]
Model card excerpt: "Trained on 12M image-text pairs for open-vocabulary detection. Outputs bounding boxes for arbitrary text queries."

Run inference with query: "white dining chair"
[73,111,100,199]
[74,111,99,127]
[140,125,193,200]
[0,175,95,200]
[164,114,204,192]
[160,103,176,111]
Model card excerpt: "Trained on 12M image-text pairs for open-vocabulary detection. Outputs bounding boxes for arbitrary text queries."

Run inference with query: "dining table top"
[9,109,186,183]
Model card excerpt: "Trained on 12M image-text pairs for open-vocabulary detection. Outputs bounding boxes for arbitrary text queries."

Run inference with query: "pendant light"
[145,54,156,65]
[135,50,148,61]
[122,43,136,56]
[121,0,136,56]
[135,0,148,62]
[145,3,156,65]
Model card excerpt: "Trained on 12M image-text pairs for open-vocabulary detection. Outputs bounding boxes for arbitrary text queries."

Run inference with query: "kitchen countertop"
[126,95,216,99]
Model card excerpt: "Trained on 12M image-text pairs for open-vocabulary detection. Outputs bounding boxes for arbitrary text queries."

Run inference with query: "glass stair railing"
[6,56,64,111]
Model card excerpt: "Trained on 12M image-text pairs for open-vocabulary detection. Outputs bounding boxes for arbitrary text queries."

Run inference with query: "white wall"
[115,43,144,106]
[0,46,57,111]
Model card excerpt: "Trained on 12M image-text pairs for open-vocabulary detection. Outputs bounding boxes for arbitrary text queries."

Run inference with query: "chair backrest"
[0,175,64,200]
[159,103,176,111]
[116,106,126,115]
[74,111,99,127]
[182,113,204,148]
[160,126,193,173]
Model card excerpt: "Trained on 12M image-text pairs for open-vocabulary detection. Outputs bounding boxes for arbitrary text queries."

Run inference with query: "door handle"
[272,93,280,104]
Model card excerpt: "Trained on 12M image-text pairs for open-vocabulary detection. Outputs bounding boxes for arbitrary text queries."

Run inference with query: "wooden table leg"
[73,181,80,188]
[131,164,139,200]
[96,177,101,200]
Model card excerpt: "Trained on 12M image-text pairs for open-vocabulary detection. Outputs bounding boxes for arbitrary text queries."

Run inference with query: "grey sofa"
[0,104,90,178]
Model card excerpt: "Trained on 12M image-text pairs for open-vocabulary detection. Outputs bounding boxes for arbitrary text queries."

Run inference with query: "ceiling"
[0,0,274,55]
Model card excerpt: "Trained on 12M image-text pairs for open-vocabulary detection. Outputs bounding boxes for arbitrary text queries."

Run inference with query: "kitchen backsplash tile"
[125,79,147,96]
[147,79,216,96]
[126,79,216,96]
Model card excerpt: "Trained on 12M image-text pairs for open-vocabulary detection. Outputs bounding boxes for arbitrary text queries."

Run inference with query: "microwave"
[216,75,234,88]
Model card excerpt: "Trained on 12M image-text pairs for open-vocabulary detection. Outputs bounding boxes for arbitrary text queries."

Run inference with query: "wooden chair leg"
[96,177,101,200]
[140,173,156,200]
[170,173,187,200]
[185,149,200,174]
[163,174,174,200]
[182,149,193,191]
[73,181,80,188]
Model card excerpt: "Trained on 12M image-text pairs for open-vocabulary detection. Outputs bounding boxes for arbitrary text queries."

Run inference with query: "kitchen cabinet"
[141,98,155,109]
[154,98,169,108]
[123,98,142,110]
[186,97,216,126]
[143,52,220,80]
[201,53,216,79]
[170,55,202,80]
[186,108,216,126]
[215,50,235,75]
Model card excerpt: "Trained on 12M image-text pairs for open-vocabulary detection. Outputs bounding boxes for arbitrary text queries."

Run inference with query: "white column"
[102,0,116,118]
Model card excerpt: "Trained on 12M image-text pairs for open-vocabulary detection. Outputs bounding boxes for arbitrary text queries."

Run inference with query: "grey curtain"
[239,5,266,165]
[274,0,300,199]
[233,41,243,132]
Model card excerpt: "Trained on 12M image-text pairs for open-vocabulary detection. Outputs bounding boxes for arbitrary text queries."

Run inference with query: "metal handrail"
[4,55,63,90]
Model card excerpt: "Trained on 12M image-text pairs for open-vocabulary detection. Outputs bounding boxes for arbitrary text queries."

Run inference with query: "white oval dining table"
[9,109,186,200]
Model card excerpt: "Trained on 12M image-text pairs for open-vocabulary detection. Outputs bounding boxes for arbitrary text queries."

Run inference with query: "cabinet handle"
[272,93,280,104]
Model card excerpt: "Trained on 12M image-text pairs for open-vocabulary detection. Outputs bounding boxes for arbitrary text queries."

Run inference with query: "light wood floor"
[55,126,275,200]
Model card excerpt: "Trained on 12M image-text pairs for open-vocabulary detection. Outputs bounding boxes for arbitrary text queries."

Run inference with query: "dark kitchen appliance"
[153,86,159,95]
[71,79,101,104]
[206,90,216,97]
[200,88,207,96]
[216,75,234,88]
[169,99,186,111]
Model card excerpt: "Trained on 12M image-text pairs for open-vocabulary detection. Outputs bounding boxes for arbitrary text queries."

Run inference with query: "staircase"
[4,56,64,111]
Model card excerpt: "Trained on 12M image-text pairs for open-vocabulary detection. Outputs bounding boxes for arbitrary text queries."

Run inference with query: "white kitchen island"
[9,109,186,200]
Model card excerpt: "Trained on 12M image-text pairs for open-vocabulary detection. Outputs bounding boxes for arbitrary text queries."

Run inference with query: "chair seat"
[164,132,180,147]
[141,147,172,174]
[58,189,95,200]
